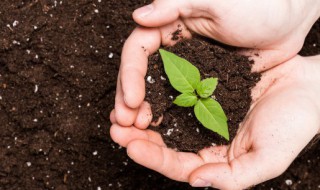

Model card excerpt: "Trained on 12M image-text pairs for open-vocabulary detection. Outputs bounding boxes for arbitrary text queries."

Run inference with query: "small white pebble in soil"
[93,151,98,156]
[285,179,293,186]
[97,124,101,128]
[160,76,166,80]
[33,25,38,30]
[35,54,39,59]
[166,128,174,136]
[146,76,155,84]
[169,95,173,100]
[108,53,113,58]
[7,146,10,149]
[94,9,99,13]
[173,123,177,127]
[34,85,39,93]
[123,162,128,166]
[97,187,101,190]
[88,176,92,182]
[26,162,32,167]
[33,118,38,122]
[12,20,19,27]
[71,162,74,165]
[12,40,20,45]
[0,96,2,100]
[26,49,31,54]
[188,113,192,117]
[313,43,317,47]
[6,24,12,29]
[196,128,200,133]
[108,184,113,187]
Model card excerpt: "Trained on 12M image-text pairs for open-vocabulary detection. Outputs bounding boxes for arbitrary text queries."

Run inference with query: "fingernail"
[191,179,211,187]
[134,4,154,18]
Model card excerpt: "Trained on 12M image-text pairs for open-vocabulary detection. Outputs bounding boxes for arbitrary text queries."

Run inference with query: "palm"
[223,57,320,186]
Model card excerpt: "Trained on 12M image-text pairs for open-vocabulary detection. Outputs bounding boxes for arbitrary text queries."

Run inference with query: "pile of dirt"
[146,36,260,152]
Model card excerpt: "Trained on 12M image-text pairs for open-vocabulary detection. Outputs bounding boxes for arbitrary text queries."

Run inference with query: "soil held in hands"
[146,36,260,152]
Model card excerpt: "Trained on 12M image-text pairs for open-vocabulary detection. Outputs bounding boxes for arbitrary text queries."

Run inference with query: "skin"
[111,0,320,189]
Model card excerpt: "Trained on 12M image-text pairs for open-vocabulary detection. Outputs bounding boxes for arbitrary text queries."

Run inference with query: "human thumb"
[132,0,205,27]
[189,151,290,189]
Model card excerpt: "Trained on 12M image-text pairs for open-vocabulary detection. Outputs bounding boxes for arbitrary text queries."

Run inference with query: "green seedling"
[159,49,229,140]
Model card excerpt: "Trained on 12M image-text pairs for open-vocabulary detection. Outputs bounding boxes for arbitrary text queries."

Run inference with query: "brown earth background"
[0,0,319,189]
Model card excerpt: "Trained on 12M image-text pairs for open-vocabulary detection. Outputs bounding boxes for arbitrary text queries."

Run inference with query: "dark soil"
[146,37,260,152]
[0,0,319,189]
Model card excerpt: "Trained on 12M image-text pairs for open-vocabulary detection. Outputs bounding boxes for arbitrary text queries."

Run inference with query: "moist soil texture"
[0,0,319,189]
[146,37,260,152]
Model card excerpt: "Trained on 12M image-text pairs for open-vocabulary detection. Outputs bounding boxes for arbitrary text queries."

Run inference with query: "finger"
[110,124,165,147]
[134,101,153,129]
[158,19,192,47]
[109,109,116,124]
[189,151,278,189]
[115,75,139,126]
[120,27,161,108]
[239,49,294,72]
[133,0,213,27]
[197,145,229,163]
[127,140,204,182]
[239,38,304,72]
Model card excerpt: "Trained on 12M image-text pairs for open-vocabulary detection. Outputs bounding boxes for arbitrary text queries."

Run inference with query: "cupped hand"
[114,0,320,127]
[111,55,320,189]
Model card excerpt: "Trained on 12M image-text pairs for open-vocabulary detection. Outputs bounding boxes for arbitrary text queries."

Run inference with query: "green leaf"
[196,78,218,98]
[194,98,229,140]
[159,49,200,93]
[173,93,198,107]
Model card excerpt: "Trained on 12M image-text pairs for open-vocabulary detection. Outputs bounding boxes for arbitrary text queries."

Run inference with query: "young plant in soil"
[159,49,229,140]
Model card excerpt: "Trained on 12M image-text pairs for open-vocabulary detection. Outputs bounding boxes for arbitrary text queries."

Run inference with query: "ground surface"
[0,0,319,189]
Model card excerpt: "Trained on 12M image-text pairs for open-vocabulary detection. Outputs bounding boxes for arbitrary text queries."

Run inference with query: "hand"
[111,55,320,189]
[113,0,320,127]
